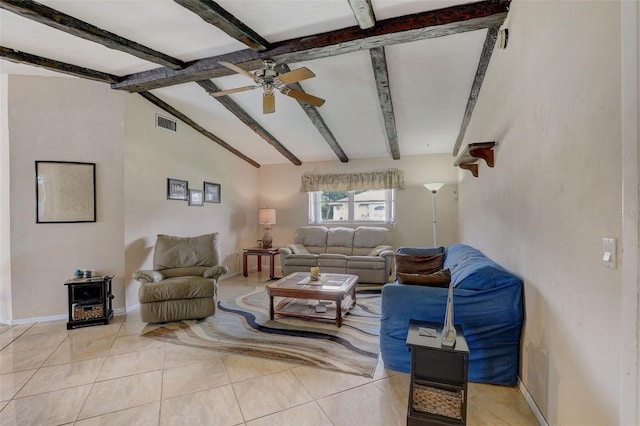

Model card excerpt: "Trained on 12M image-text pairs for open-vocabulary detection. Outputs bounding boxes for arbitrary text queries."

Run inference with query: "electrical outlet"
[602,237,616,269]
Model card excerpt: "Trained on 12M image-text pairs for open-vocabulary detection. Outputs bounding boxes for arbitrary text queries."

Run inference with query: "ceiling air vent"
[156,114,177,132]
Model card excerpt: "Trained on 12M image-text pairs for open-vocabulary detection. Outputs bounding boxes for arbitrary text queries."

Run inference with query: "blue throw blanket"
[380,244,523,385]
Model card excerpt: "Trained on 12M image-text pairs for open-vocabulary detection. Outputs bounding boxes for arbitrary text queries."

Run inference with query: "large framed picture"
[204,181,221,203]
[167,178,188,200]
[189,189,204,206]
[36,161,96,223]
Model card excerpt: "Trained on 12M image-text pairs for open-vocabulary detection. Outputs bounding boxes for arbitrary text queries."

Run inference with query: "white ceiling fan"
[210,59,326,114]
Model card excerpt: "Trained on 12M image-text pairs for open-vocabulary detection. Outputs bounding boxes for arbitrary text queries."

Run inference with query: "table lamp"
[259,208,276,248]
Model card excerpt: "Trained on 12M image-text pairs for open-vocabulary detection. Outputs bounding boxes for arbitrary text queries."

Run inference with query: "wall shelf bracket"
[454,141,496,177]
[459,163,479,178]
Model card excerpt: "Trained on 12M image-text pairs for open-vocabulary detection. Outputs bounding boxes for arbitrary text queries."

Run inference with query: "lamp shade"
[259,208,276,224]
[424,183,445,193]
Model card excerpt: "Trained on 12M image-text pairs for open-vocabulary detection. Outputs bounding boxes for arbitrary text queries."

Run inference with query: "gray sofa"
[279,226,393,284]
[133,233,228,323]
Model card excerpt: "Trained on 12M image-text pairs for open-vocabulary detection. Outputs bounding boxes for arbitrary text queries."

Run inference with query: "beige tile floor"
[0,272,540,425]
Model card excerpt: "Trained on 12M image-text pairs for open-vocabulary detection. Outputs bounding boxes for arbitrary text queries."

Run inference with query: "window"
[309,188,395,224]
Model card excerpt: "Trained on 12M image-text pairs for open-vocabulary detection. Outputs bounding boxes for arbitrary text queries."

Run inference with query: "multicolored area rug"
[141,286,381,377]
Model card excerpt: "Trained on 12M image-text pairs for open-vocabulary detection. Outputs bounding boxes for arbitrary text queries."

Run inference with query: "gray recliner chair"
[133,233,228,322]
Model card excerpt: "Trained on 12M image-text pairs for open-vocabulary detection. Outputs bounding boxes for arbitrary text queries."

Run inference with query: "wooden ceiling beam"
[0,0,185,70]
[112,1,509,92]
[138,91,261,168]
[369,46,400,160]
[196,80,302,166]
[347,0,376,30]
[453,26,499,156]
[276,64,349,163]
[0,46,119,83]
[173,0,270,51]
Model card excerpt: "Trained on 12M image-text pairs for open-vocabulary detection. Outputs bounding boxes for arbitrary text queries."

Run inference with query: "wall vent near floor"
[156,114,177,132]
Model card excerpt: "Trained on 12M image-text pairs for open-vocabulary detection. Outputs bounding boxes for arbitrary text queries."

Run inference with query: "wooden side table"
[406,320,469,425]
[64,275,114,330]
[243,247,280,279]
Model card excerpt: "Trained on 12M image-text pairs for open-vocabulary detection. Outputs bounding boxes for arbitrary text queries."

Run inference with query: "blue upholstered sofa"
[380,244,523,385]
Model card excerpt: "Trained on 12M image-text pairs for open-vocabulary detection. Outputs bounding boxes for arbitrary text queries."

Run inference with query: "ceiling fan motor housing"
[254,60,282,94]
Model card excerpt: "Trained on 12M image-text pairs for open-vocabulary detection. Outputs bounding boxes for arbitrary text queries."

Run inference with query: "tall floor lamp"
[424,183,444,247]
[259,208,276,248]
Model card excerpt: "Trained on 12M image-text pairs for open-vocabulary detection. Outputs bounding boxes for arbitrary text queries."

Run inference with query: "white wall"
[1,75,261,321]
[6,76,126,321]
[123,94,259,309]
[0,75,12,321]
[458,1,623,424]
[621,1,640,422]
[257,154,459,264]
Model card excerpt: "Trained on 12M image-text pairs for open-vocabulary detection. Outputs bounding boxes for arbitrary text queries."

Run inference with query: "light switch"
[603,237,616,269]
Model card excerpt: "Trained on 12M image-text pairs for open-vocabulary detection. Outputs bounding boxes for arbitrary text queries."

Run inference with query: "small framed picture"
[167,178,188,201]
[204,181,221,203]
[189,189,204,206]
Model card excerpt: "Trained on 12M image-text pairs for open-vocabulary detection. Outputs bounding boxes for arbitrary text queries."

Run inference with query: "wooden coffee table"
[266,272,358,327]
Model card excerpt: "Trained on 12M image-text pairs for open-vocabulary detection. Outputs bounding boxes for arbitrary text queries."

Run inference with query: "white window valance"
[301,169,405,192]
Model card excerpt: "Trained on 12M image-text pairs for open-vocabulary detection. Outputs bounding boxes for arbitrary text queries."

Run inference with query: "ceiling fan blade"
[278,67,316,84]
[209,85,257,97]
[219,61,256,80]
[263,93,275,114]
[283,88,326,107]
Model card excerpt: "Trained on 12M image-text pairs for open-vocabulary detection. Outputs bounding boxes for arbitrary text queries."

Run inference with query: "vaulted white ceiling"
[0,0,506,167]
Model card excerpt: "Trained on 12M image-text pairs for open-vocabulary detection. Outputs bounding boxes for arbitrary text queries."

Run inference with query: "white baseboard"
[1,307,127,326]
[518,377,548,426]
[6,313,67,325]
[220,271,241,280]
[125,304,139,313]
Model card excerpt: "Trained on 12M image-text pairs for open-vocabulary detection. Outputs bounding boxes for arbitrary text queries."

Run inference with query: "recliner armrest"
[204,265,228,280]
[133,270,164,283]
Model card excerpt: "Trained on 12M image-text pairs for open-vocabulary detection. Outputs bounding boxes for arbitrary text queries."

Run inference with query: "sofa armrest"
[279,247,293,256]
[132,270,164,283]
[380,249,395,278]
[204,265,228,280]
[369,244,393,256]
[379,249,395,259]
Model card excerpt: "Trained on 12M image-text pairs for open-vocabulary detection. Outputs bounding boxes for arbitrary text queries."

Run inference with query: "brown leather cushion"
[395,253,444,275]
[397,269,451,287]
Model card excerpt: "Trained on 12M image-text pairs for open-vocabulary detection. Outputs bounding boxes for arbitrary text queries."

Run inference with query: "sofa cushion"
[294,226,328,254]
[347,256,386,270]
[318,253,349,268]
[326,227,355,255]
[352,227,391,255]
[395,253,444,275]
[153,233,220,270]
[282,254,319,267]
[396,268,451,287]
[444,244,521,290]
[138,276,215,303]
[162,266,207,278]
